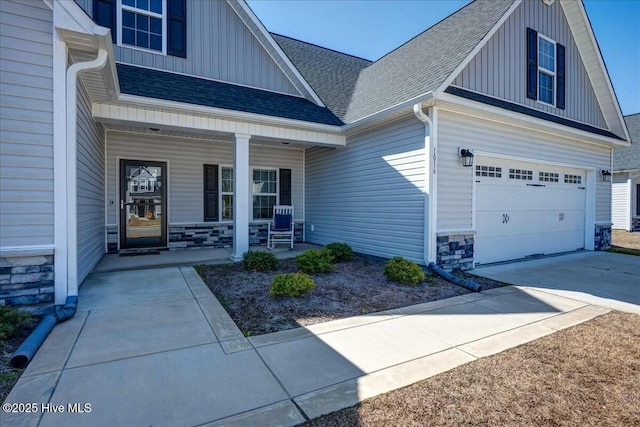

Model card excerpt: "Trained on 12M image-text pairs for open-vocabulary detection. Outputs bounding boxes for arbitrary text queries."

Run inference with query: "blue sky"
[247,0,640,116]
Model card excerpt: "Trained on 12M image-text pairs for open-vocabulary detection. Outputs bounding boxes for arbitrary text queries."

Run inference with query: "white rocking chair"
[267,205,294,249]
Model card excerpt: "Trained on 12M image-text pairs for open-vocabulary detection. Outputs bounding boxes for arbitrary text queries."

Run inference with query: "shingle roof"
[271,34,372,122]
[274,0,516,124]
[116,63,343,126]
[614,114,640,172]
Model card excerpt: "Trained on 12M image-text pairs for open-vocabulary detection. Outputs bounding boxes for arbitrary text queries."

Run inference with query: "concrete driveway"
[472,251,640,314]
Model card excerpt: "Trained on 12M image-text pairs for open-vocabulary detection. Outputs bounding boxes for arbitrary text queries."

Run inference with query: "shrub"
[270,273,315,297]
[0,306,32,341]
[324,242,353,262]
[243,250,278,272]
[296,248,334,274]
[383,256,426,286]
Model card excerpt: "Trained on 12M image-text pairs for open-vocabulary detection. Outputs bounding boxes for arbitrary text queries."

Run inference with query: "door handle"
[559,212,565,221]
[502,213,510,224]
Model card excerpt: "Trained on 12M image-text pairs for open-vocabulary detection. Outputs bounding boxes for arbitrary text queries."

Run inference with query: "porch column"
[231,133,251,261]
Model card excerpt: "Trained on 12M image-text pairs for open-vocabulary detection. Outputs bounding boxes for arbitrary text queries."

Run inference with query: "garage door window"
[509,168,533,180]
[539,171,559,182]
[564,174,582,184]
[476,165,502,178]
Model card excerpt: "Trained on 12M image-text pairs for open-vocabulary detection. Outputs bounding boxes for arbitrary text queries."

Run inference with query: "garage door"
[475,157,586,265]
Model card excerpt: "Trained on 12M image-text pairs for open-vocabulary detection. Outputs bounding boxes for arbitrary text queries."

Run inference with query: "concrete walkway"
[2,260,625,426]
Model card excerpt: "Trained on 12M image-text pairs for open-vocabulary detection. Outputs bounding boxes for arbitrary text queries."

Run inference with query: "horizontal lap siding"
[0,0,54,247]
[437,110,611,231]
[453,0,606,130]
[106,133,304,224]
[76,80,105,283]
[611,173,629,230]
[306,117,425,263]
[74,0,299,96]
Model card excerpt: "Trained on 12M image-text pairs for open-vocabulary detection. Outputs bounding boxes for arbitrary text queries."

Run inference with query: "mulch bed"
[197,254,506,336]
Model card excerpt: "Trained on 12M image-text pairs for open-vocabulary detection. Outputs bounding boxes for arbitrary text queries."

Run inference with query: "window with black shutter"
[526,28,565,109]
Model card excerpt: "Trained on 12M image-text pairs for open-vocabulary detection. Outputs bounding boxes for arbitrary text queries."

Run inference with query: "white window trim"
[251,167,279,221]
[537,33,557,108]
[220,165,234,223]
[116,0,167,55]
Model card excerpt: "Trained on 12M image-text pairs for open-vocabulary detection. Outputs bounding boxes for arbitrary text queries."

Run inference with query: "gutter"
[413,102,438,266]
[10,49,108,369]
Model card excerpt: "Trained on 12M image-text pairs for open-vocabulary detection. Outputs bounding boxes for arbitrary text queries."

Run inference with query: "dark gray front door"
[119,159,167,249]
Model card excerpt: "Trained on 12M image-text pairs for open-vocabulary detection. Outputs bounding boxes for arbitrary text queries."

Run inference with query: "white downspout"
[65,49,108,297]
[413,103,437,265]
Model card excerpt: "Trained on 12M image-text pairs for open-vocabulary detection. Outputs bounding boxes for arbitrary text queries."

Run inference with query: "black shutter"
[167,0,187,58]
[526,28,538,100]
[93,0,116,43]
[556,43,566,109]
[637,184,640,216]
[203,165,218,222]
[279,169,292,206]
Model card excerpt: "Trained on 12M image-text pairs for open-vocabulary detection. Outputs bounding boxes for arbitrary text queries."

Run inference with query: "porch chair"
[267,205,294,249]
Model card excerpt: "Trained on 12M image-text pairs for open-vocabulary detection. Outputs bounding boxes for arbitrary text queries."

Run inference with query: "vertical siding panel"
[0,0,54,247]
[450,0,607,130]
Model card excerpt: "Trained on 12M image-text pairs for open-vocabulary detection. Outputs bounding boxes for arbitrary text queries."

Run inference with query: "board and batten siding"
[0,0,54,247]
[106,132,304,225]
[452,0,606,130]
[436,109,611,231]
[76,80,106,283]
[305,117,426,263]
[74,0,300,96]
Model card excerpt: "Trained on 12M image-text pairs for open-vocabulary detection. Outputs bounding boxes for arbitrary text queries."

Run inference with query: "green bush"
[270,273,315,297]
[324,242,353,262]
[296,248,334,274]
[0,306,32,341]
[243,250,278,272]
[383,257,426,286]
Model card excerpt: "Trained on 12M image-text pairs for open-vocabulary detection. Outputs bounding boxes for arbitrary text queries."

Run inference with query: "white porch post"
[232,133,251,261]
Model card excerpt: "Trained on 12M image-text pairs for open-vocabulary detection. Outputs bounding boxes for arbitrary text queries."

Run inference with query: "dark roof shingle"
[614,114,640,171]
[116,63,343,126]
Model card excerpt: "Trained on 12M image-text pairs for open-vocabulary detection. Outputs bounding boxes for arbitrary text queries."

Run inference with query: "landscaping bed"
[196,252,506,336]
[1,307,38,402]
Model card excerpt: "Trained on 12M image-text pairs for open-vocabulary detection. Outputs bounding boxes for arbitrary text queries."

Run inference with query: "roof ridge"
[270,32,373,63]
[624,112,640,118]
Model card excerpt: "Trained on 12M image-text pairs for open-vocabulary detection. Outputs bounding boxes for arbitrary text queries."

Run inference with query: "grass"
[1,306,38,402]
[304,311,640,427]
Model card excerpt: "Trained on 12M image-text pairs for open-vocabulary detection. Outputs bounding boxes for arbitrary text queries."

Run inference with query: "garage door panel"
[475,157,586,265]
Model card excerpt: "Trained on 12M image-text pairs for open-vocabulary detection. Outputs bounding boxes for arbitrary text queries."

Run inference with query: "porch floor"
[93,243,320,273]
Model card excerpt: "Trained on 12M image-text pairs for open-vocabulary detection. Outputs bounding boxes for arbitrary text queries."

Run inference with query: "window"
[252,169,277,220]
[476,165,502,178]
[119,0,165,53]
[539,171,559,182]
[221,167,233,221]
[538,36,555,105]
[564,174,582,184]
[526,28,565,109]
[509,168,533,181]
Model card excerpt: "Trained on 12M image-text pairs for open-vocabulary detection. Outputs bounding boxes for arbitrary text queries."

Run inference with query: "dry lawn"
[610,230,640,255]
[305,311,640,427]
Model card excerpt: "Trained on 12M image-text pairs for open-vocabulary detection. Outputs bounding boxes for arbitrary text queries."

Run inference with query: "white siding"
[452,0,606,129]
[106,133,304,225]
[74,0,300,96]
[76,80,106,283]
[0,0,54,247]
[305,117,426,263]
[437,109,611,231]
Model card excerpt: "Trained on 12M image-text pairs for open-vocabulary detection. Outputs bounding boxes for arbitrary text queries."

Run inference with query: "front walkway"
[3,262,620,426]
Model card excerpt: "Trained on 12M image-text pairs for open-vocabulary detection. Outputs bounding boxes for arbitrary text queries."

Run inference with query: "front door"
[119,160,167,249]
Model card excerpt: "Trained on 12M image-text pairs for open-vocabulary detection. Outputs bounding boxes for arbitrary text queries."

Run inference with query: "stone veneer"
[107,223,304,253]
[436,232,474,272]
[633,217,640,232]
[0,249,55,315]
[594,224,612,251]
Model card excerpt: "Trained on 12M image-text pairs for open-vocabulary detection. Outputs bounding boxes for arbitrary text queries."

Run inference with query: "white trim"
[117,0,167,55]
[220,164,234,222]
[0,245,56,255]
[536,33,557,108]
[229,0,325,106]
[302,149,306,241]
[474,151,596,172]
[232,134,251,261]
[436,0,522,93]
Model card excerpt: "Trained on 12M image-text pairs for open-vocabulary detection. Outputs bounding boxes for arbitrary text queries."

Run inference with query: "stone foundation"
[633,217,640,232]
[594,224,611,251]
[0,249,55,315]
[107,223,304,253]
[436,233,474,272]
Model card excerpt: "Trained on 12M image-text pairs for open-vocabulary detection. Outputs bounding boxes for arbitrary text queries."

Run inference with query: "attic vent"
[542,0,555,5]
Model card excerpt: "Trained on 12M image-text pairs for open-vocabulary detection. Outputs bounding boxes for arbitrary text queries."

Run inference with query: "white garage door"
[475,157,586,265]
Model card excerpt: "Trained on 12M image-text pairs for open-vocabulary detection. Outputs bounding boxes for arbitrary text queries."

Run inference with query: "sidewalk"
[2,266,610,427]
